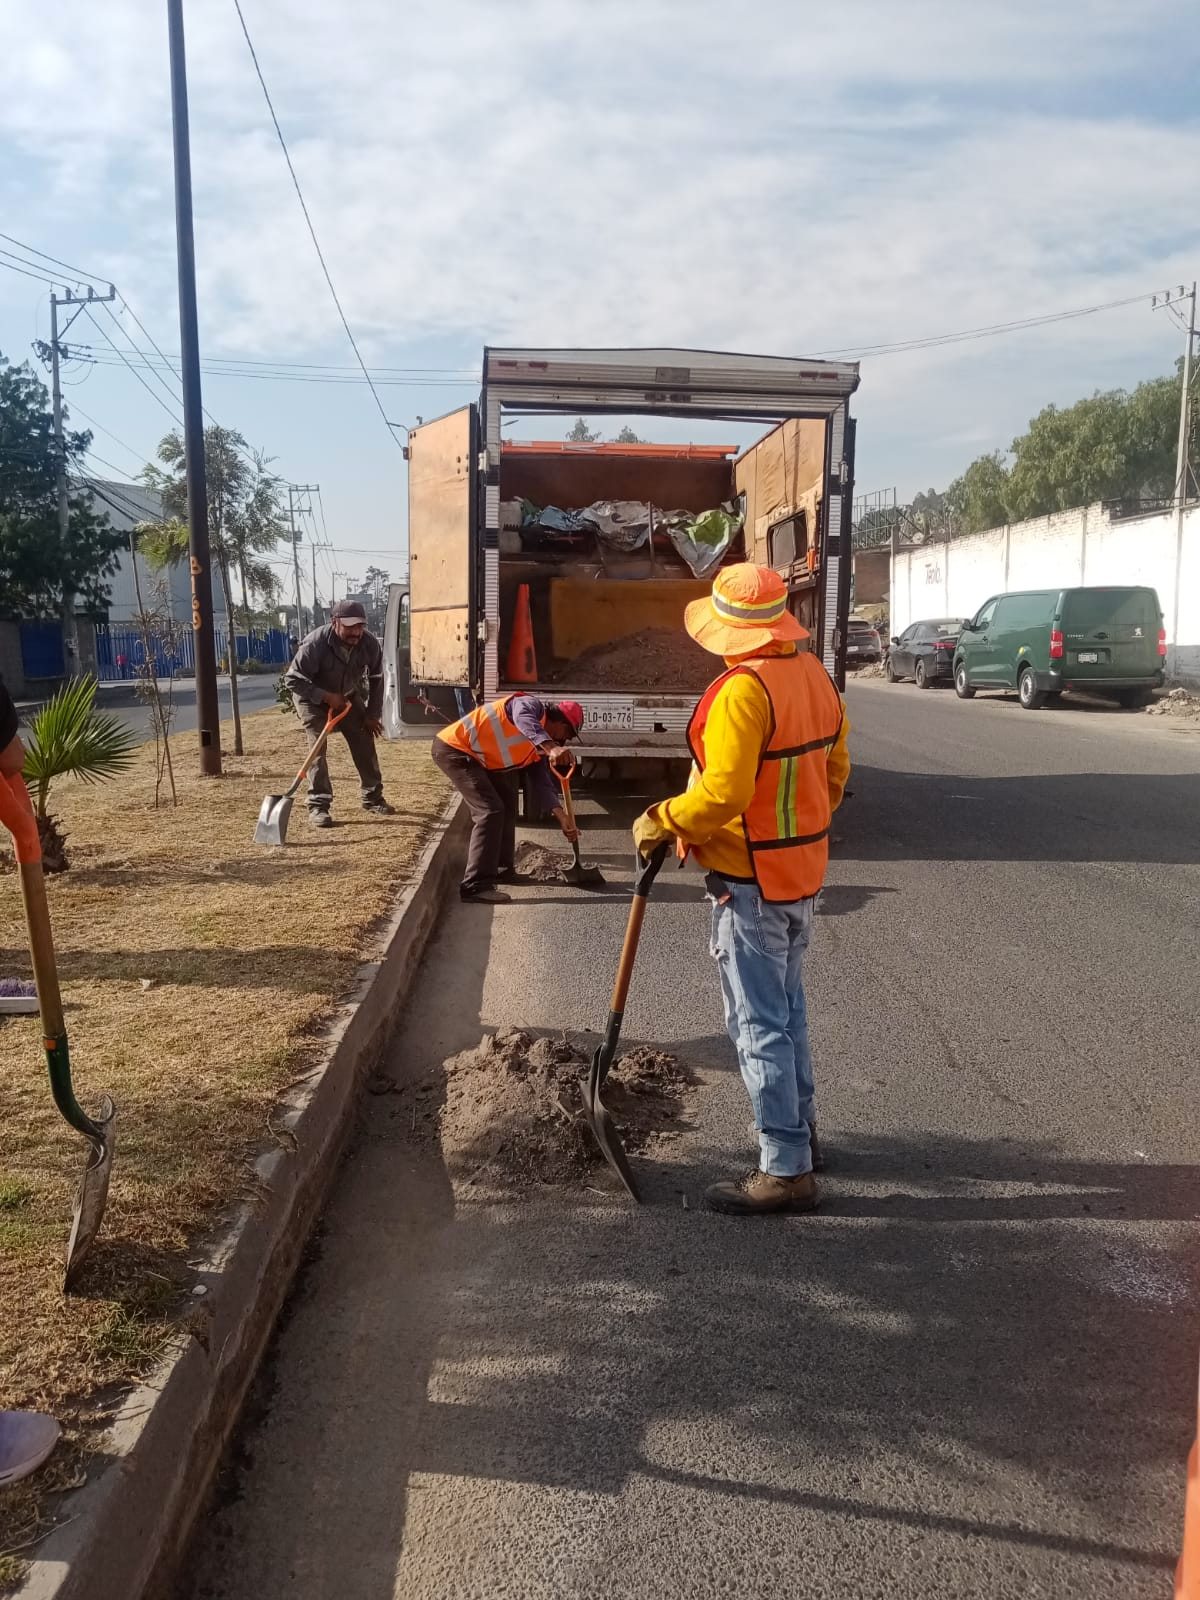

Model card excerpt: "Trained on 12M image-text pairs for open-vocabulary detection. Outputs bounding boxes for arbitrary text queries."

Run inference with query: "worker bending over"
[434,694,584,903]
[635,563,850,1215]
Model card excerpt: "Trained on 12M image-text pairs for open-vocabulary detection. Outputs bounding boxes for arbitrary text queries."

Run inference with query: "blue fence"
[95,623,291,681]
[19,620,66,681]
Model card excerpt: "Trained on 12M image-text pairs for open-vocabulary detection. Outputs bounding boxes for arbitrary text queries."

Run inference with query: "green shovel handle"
[19,863,106,1143]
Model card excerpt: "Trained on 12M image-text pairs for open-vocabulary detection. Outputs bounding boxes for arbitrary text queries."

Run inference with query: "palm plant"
[22,676,138,872]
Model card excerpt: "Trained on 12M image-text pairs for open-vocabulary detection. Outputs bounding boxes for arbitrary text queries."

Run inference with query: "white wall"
[890,501,1200,681]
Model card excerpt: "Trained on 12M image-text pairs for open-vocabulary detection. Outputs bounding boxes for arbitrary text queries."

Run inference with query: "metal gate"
[19,620,65,681]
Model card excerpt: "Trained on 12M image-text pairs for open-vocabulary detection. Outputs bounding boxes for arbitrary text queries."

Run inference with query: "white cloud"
[1,0,1197,509]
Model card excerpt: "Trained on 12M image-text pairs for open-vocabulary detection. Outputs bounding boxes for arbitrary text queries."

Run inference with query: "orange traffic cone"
[505,583,538,683]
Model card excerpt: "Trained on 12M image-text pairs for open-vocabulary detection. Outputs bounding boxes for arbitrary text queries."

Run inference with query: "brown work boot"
[705,1169,819,1216]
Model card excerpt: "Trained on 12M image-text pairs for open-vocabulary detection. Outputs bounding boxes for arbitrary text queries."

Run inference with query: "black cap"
[332,600,368,624]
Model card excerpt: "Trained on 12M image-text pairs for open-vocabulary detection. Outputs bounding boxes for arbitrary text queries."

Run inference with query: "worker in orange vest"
[634,563,850,1214]
[433,695,584,903]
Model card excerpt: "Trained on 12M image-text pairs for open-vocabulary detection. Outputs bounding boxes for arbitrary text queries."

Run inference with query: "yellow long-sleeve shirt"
[655,645,851,881]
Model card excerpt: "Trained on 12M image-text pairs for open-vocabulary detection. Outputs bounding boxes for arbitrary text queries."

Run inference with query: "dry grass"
[0,711,447,1582]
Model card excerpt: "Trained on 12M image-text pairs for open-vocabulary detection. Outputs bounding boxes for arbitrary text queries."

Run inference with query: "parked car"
[846,619,882,665]
[886,618,963,688]
[954,586,1166,709]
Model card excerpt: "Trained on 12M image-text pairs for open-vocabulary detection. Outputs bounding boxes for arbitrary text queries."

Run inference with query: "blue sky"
[2,0,1197,610]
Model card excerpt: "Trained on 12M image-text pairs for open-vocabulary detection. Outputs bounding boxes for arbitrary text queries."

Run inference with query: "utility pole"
[1157,283,1198,674]
[167,0,221,775]
[46,285,115,676]
[311,542,320,626]
[286,483,320,636]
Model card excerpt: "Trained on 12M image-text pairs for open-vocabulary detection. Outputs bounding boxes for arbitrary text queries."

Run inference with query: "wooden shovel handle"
[289,703,351,792]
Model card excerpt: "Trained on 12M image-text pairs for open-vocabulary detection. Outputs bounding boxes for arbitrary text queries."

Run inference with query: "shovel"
[0,772,116,1292]
[254,703,350,845]
[552,755,606,889]
[583,841,669,1201]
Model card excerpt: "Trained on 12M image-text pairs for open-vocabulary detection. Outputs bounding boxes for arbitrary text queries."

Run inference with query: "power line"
[83,306,185,428]
[0,252,67,289]
[818,291,1154,359]
[231,0,404,453]
[81,351,475,387]
[65,402,154,472]
[0,231,110,287]
[97,299,185,417]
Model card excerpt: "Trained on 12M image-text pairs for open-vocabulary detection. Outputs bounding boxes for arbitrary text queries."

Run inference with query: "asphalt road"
[90,675,281,743]
[182,680,1200,1600]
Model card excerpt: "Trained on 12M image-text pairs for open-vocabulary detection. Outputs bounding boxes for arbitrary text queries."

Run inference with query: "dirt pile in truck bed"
[554,627,714,692]
[396,1026,696,1188]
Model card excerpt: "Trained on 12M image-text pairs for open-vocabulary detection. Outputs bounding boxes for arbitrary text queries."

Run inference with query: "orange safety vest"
[437,696,543,771]
[686,653,843,903]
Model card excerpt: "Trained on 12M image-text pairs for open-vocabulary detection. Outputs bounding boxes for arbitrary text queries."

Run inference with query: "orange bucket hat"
[685,562,809,656]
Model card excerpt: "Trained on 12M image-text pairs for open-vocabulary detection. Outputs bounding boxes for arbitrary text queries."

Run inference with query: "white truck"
[385,347,860,766]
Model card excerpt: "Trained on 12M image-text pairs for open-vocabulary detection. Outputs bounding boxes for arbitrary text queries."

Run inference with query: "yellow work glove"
[632,807,673,859]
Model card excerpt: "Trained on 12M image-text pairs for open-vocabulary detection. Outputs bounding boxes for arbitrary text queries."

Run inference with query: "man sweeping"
[284,600,395,828]
[433,694,584,903]
[634,563,850,1215]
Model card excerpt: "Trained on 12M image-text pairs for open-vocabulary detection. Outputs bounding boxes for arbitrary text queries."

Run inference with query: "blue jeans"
[709,879,817,1177]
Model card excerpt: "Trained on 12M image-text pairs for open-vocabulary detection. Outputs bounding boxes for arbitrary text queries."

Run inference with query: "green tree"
[0,353,124,654]
[139,425,286,756]
[614,424,643,444]
[1006,370,1180,520]
[566,417,602,442]
[361,565,390,631]
[946,452,1013,535]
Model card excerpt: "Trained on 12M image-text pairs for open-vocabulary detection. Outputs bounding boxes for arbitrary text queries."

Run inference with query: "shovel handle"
[288,703,351,795]
[0,776,105,1143]
[609,842,668,1013]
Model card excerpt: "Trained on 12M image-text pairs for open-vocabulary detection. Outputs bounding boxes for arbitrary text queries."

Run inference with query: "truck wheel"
[954,662,975,699]
[915,658,932,690]
[1018,666,1045,710]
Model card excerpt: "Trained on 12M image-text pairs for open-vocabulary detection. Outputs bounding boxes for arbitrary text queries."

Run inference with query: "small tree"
[566,417,602,443]
[21,677,138,872]
[129,531,181,808]
[140,427,286,756]
[361,565,390,631]
[614,424,643,444]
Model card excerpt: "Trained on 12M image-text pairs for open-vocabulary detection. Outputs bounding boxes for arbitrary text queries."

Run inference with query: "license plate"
[587,704,634,731]
[1076,651,1099,664]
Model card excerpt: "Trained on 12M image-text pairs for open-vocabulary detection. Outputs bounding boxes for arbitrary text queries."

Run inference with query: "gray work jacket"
[285,625,384,720]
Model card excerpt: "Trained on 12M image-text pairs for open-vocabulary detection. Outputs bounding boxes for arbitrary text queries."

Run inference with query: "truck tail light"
[1159,628,1168,658]
[1050,629,1064,660]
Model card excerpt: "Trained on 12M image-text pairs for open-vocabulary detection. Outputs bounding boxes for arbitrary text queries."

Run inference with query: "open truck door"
[381,583,409,739]
[408,404,478,686]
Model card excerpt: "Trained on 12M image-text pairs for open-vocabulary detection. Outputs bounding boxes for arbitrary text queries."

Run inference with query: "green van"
[954,586,1166,709]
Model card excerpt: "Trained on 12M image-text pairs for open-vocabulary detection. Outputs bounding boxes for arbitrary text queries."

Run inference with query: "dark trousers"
[297,704,384,812]
[432,739,518,894]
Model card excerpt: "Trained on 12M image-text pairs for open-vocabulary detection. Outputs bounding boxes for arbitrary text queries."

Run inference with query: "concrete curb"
[18,796,468,1600]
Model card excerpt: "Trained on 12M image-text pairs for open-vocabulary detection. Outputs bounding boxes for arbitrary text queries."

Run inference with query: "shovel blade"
[584,1049,641,1202]
[64,1099,115,1293]
[560,864,607,890]
[254,792,293,846]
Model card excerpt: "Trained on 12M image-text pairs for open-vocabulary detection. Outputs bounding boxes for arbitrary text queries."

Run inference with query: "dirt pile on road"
[513,841,572,881]
[398,1027,695,1188]
[555,627,713,692]
[851,660,887,680]
[1146,687,1200,719]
